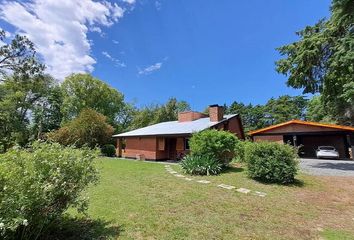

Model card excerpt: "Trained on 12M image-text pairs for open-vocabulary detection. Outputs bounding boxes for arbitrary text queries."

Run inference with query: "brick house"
[113,104,245,160]
[249,120,354,159]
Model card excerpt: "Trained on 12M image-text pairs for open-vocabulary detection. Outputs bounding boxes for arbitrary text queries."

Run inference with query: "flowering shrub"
[0,142,99,239]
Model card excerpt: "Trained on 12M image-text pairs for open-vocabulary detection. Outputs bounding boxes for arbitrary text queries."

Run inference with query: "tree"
[276,0,354,125]
[264,95,308,125]
[0,30,44,80]
[129,98,191,130]
[306,95,336,123]
[47,108,114,148]
[61,73,124,124]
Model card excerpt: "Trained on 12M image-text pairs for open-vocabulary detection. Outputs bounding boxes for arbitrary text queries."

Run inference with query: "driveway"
[300,158,354,176]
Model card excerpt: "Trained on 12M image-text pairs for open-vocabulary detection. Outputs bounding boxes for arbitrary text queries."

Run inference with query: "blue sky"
[0,0,331,111]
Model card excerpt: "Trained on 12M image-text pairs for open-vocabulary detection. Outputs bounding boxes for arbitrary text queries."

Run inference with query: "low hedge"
[101,144,116,157]
[245,141,298,184]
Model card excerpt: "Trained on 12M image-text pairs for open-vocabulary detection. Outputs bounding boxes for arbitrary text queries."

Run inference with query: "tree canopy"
[61,73,125,124]
[276,0,354,125]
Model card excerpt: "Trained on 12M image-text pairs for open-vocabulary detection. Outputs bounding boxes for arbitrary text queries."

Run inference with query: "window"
[184,138,190,150]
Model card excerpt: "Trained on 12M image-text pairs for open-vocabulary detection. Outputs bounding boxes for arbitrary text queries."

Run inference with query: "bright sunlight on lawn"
[76,158,354,240]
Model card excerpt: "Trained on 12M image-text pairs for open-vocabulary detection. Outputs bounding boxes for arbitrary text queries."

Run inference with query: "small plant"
[245,141,299,184]
[0,141,99,239]
[101,144,116,157]
[189,129,238,166]
[180,154,223,175]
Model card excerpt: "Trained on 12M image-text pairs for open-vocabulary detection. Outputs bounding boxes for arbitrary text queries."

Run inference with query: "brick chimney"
[209,104,224,122]
[178,111,207,122]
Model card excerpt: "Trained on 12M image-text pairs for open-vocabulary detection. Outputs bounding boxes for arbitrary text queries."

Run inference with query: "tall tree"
[276,0,354,125]
[61,73,125,124]
[0,30,44,80]
[264,95,308,125]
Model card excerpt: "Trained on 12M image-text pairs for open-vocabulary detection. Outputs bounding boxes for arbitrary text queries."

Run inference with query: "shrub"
[234,140,253,163]
[0,141,99,239]
[180,154,222,175]
[245,141,298,184]
[101,144,116,157]
[189,129,238,165]
[47,108,114,148]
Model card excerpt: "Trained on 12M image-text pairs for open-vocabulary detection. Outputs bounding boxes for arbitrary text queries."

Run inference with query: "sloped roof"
[248,119,354,135]
[113,114,238,137]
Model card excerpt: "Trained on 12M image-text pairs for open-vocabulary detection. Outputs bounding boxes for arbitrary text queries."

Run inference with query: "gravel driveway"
[300,158,354,176]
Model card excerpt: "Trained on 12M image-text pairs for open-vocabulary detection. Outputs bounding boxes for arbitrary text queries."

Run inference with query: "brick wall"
[122,137,158,160]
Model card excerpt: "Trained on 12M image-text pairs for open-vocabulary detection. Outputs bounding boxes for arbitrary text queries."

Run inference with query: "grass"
[67,158,354,240]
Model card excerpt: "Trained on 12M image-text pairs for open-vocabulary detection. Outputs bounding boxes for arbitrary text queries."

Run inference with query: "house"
[113,104,245,160]
[249,120,354,159]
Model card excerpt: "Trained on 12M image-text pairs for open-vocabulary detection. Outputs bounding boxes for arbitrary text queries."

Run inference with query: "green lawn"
[70,158,354,240]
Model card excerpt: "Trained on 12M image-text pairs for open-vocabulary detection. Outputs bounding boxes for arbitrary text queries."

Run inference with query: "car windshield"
[319,146,335,151]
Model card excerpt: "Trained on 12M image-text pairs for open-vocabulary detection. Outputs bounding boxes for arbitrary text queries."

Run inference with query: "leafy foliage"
[225,95,308,133]
[306,95,336,123]
[276,0,354,125]
[0,30,44,80]
[129,98,191,130]
[245,141,299,184]
[48,109,114,148]
[234,140,253,163]
[61,73,124,124]
[189,129,238,165]
[180,154,223,175]
[0,142,99,239]
[101,144,116,157]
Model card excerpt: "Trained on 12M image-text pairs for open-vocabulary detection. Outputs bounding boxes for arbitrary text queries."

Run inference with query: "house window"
[184,138,190,150]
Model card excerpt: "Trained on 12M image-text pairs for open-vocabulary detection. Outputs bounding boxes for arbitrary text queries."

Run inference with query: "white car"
[316,146,339,159]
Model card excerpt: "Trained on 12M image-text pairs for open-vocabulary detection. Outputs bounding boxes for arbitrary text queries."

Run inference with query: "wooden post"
[116,138,122,157]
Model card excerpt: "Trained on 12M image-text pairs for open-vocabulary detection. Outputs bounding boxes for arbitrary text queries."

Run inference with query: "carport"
[249,120,354,160]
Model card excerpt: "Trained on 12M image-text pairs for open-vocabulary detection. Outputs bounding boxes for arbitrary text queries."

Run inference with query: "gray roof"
[113,114,237,137]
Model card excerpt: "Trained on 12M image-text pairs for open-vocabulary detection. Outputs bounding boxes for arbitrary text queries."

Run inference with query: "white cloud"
[102,51,126,67]
[0,0,131,80]
[138,62,162,75]
[123,0,136,4]
[155,1,161,10]
[112,40,119,44]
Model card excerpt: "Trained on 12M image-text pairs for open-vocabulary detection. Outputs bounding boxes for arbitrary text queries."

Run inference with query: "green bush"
[0,142,99,239]
[101,144,116,157]
[234,140,253,162]
[189,129,238,165]
[245,141,298,184]
[47,108,114,148]
[180,154,222,175]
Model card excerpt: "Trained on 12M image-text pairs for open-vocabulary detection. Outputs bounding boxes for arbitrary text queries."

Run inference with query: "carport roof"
[249,120,354,136]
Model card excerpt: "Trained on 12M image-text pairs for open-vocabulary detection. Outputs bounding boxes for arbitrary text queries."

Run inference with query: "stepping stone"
[169,171,178,174]
[254,191,267,197]
[236,188,251,194]
[196,180,210,184]
[217,184,236,190]
[175,174,185,178]
[184,178,193,181]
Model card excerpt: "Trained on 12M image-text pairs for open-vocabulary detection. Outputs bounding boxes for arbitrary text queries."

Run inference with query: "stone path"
[164,165,267,197]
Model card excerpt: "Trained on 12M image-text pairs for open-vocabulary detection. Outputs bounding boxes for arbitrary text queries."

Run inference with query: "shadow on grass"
[42,216,122,240]
[222,166,244,174]
[252,177,305,188]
